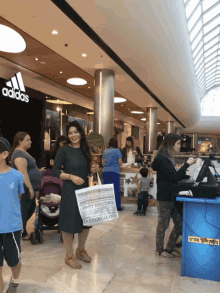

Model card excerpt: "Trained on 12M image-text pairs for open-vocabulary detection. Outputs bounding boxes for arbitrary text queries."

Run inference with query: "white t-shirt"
[127,149,135,165]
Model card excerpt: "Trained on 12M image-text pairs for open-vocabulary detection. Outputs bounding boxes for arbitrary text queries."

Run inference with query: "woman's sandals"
[65,254,82,269]
[76,248,92,263]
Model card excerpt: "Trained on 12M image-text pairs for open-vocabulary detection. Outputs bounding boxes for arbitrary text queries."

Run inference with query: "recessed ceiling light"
[88,87,91,89]
[56,107,61,111]
[60,71,63,74]
[82,53,87,58]
[157,123,160,125]
[35,58,39,61]
[52,29,58,35]
[141,118,146,121]
[67,78,87,85]
[0,24,26,53]
[87,112,94,115]
[46,99,72,105]
[57,100,59,102]
[131,111,144,114]
[114,97,127,103]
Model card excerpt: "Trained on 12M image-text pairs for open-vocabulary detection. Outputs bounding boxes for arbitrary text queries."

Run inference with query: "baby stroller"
[30,171,64,245]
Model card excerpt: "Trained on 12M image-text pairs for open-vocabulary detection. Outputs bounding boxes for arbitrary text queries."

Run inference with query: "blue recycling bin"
[176,196,220,282]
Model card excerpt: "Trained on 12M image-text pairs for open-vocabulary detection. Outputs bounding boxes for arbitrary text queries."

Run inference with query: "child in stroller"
[30,171,64,244]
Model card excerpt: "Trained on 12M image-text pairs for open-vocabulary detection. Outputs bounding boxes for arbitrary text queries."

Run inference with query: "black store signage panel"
[0,77,46,166]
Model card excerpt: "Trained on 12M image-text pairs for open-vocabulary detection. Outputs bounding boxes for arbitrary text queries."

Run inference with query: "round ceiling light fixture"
[141,118,146,121]
[52,29,58,35]
[0,25,26,53]
[82,53,87,58]
[35,58,39,61]
[67,78,87,85]
[131,111,144,114]
[114,97,127,103]
[60,71,63,74]
[157,123,160,125]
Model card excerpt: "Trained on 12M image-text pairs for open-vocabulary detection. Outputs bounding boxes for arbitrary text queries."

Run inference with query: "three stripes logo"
[2,72,29,103]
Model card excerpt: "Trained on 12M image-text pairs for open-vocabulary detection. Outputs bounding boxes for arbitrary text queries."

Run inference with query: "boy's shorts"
[0,230,22,267]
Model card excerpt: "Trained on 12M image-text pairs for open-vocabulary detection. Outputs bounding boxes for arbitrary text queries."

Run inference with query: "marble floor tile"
[1,204,220,293]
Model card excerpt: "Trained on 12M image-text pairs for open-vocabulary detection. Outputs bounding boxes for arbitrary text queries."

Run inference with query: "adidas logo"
[2,72,29,103]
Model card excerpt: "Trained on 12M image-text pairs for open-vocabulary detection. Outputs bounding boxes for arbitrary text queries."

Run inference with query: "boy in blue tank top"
[134,167,153,216]
[0,138,24,293]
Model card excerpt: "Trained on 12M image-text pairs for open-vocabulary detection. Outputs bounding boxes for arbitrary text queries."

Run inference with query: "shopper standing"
[151,133,196,258]
[52,121,99,269]
[0,138,24,293]
[10,132,46,239]
[102,138,123,211]
[134,167,153,216]
[49,135,66,167]
[121,136,143,165]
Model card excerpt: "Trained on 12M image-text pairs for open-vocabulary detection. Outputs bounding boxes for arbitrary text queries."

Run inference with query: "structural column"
[94,69,115,146]
[166,121,175,134]
[192,133,198,152]
[175,127,182,135]
[145,107,157,153]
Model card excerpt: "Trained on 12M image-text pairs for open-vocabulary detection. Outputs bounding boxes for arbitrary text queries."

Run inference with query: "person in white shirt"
[121,137,143,166]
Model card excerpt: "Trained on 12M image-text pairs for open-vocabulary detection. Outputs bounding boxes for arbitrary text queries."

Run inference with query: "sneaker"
[156,250,174,258]
[117,207,123,211]
[175,241,182,248]
[6,278,19,293]
[133,211,141,215]
[165,249,181,257]
[141,211,146,216]
[22,231,29,240]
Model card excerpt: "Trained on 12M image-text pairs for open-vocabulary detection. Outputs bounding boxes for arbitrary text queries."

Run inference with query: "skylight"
[201,87,220,115]
[184,0,220,99]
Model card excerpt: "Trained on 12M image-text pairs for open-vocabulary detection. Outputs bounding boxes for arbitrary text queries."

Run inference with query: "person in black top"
[121,136,143,165]
[52,121,99,270]
[151,133,196,258]
[50,136,66,167]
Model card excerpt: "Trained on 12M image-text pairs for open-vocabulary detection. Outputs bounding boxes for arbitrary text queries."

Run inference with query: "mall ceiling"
[0,0,206,131]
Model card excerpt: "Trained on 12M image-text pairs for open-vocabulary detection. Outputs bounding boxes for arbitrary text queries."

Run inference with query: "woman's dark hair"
[52,135,66,154]
[9,132,29,161]
[140,167,149,177]
[157,133,181,159]
[125,136,135,152]
[108,137,118,149]
[66,121,91,173]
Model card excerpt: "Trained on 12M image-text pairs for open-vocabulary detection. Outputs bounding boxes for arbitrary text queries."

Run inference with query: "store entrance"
[0,79,45,166]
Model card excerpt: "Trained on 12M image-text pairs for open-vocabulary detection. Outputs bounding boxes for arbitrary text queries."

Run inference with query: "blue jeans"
[103,172,121,208]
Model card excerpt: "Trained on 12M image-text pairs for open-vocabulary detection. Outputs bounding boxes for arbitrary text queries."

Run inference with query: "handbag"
[75,173,118,226]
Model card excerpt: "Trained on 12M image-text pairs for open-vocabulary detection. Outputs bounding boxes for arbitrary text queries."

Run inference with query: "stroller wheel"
[39,231,43,244]
[30,232,37,245]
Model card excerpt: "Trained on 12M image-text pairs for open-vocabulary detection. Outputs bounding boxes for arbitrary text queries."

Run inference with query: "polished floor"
[2,204,220,293]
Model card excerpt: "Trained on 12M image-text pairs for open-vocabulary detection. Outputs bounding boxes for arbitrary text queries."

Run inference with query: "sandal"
[76,248,92,263]
[65,254,82,269]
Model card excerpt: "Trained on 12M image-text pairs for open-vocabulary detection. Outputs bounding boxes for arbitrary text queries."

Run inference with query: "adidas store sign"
[2,72,29,103]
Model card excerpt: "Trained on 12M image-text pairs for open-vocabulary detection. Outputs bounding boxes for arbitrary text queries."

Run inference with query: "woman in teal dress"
[52,121,98,269]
